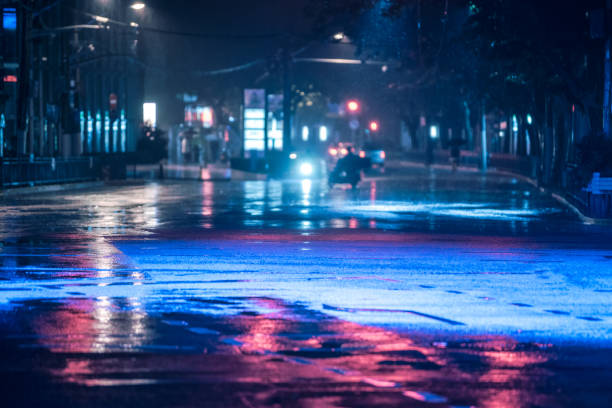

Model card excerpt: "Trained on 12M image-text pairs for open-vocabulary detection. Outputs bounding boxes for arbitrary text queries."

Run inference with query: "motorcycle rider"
[330,146,362,188]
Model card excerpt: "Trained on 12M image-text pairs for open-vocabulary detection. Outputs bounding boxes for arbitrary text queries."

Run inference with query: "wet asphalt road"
[0,165,611,407]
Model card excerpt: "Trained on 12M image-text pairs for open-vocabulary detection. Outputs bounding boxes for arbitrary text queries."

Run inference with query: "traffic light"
[369,121,379,132]
[346,100,360,113]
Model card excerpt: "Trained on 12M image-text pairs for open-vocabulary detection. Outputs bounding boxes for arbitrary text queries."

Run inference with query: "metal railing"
[0,156,126,188]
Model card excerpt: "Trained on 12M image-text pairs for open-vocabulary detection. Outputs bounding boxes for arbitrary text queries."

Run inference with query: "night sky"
[137,0,392,129]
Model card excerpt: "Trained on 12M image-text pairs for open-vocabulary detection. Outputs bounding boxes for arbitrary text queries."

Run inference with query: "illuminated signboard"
[201,106,214,128]
[243,89,266,152]
[184,105,214,128]
[267,94,283,150]
[120,109,127,152]
[3,8,17,31]
[86,111,93,153]
[143,103,157,128]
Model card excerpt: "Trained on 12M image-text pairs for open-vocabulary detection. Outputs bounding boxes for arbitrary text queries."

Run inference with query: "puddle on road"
[0,295,610,407]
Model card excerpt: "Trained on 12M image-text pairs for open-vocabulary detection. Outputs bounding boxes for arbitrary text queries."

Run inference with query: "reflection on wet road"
[0,167,611,407]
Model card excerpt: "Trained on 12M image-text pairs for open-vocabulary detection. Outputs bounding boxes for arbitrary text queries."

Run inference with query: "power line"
[140,25,283,40]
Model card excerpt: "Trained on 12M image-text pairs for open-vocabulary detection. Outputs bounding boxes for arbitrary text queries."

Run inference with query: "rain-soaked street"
[1,165,611,407]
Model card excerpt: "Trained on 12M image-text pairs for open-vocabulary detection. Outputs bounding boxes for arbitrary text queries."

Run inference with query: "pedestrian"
[448,135,465,172]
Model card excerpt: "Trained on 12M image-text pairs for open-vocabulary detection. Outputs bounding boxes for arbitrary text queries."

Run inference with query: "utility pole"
[481,100,487,172]
[16,3,31,156]
[604,0,612,138]
[282,48,292,152]
[0,8,6,159]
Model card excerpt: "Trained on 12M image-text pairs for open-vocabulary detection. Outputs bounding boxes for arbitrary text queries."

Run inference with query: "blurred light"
[130,22,139,27]
[340,148,348,156]
[500,121,508,130]
[201,106,214,128]
[3,75,17,83]
[333,32,344,41]
[499,131,505,137]
[512,115,519,132]
[94,15,110,23]
[381,65,388,73]
[319,126,328,142]
[369,121,379,132]
[380,151,386,159]
[347,100,360,113]
[359,151,366,158]
[300,162,313,176]
[527,114,533,125]
[289,153,297,160]
[329,147,338,156]
[143,102,156,128]
[302,126,309,141]
[301,179,312,195]
[429,126,438,139]
[130,2,145,10]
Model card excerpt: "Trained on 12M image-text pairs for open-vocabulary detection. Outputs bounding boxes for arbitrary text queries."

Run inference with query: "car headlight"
[299,162,313,176]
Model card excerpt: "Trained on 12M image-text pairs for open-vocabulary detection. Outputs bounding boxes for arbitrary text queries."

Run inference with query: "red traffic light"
[346,100,360,113]
[369,121,379,132]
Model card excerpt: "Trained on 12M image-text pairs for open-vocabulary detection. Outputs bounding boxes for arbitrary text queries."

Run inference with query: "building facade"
[0,0,144,159]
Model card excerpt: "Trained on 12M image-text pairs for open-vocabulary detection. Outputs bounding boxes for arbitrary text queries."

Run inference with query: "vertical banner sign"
[267,94,283,150]
[243,89,266,152]
[120,109,127,152]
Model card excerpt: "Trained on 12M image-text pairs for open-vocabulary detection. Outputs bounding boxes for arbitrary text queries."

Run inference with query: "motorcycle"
[328,168,361,189]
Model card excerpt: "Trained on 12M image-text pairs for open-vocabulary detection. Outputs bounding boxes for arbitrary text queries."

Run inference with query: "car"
[287,150,326,179]
[359,143,386,168]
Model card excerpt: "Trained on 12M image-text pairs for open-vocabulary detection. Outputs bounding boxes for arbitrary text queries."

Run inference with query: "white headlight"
[300,162,313,176]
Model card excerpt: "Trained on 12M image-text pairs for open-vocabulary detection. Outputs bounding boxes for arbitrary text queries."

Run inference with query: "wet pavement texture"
[0,165,611,407]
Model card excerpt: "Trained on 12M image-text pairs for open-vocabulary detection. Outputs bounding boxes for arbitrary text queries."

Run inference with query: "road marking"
[322,304,465,326]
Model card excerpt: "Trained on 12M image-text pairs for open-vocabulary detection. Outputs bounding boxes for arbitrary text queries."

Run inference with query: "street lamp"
[130,2,146,10]
[369,121,379,132]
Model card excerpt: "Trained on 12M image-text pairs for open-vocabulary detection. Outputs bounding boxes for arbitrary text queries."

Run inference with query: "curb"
[0,180,145,197]
[488,169,611,226]
[392,159,610,225]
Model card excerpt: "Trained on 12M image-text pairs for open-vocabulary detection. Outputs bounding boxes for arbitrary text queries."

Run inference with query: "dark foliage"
[576,134,612,182]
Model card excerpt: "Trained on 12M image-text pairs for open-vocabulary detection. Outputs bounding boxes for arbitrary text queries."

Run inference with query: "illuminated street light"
[369,121,379,132]
[93,15,109,24]
[130,2,146,10]
[333,32,344,41]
